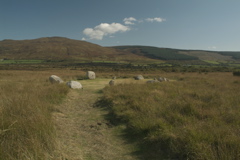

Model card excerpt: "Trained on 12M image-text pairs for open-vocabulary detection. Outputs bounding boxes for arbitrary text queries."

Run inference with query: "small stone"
[86,71,96,79]
[134,75,144,80]
[49,75,64,84]
[109,80,115,86]
[66,81,83,89]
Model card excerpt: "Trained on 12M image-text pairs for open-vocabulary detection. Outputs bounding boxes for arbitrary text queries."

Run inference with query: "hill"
[178,50,233,61]
[0,37,155,62]
[218,51,240,59]
[113,46,198,60]
[1,37,240,64]
[113,46,240,62]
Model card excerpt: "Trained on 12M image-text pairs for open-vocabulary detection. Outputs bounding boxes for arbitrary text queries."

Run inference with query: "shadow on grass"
[95,89,103,94]
[94,97,180,160]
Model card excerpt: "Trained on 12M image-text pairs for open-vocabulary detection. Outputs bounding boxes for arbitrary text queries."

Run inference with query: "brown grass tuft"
[0,70,69,160]
[101,72,240,159]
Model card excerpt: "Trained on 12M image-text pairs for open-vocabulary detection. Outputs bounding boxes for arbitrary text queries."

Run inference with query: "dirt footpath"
[52,79,138,160]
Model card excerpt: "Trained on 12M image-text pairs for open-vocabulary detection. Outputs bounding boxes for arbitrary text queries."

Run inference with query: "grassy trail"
[52,79,138,160]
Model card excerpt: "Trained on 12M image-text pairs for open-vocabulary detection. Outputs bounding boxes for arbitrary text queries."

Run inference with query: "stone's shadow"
[95,89,103,94]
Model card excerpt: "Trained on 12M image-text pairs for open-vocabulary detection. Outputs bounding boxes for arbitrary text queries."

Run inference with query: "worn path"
[52,79,138,160]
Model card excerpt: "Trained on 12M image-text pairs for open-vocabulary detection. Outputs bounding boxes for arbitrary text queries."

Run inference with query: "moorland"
[1,37,240,160]
[1,37,240,71]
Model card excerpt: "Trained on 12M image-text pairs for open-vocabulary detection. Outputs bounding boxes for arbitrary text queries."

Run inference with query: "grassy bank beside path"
[100,72,240,159]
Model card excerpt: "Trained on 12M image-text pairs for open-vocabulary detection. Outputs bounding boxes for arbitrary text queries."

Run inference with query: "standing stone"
[86,71,96,79]
[157,77,169,82]
[157,77,164,82]
[66,81,83,89]
[163,77,169,81]
[134,75,144,80]
[49,75,64,84]
[109,80,115,86]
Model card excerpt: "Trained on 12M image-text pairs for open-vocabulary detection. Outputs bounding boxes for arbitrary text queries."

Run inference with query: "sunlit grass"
[203,60,221,64]
[2,69,240,159]
[0,70,69,160]
[101,72,240,159]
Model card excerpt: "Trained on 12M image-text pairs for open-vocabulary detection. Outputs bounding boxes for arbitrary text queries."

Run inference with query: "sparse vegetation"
[100,72,240,159]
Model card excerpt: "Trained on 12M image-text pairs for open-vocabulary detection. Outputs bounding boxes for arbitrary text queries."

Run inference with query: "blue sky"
[1,0,240,51]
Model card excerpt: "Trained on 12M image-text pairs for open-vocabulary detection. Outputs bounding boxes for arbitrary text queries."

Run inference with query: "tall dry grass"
[101,72,240,159]
[0,70,69,160]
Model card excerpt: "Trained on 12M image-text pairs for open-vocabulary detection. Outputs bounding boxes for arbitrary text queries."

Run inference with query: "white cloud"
[83,23,130,40]
[123,17,166,24]
[82,16,165,40]
[145,17,166,22]
[208,46,217,50]
[81,37,86,41]
[123,17,137,25]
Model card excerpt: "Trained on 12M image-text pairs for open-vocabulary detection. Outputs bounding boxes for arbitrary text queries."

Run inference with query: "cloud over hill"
[82,16,166,40]
[83,23,130,40]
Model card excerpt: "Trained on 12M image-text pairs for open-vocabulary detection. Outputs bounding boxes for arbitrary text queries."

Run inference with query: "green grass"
[203,60,221,64]
[229,63,240,67]
[0,59,44,64]
[91,60,119,63]
[114,46,198,60]
[100,73,240,159]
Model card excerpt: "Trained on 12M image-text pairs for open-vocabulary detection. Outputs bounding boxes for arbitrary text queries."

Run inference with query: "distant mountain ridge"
[113,45,240,62]
[112,46,198,60]
[0,37,240,62]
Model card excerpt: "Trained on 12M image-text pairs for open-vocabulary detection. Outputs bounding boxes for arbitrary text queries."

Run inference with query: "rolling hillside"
[113,46,240,62]
[113,46,198,60]
[1,37,240,63]
[0,37,155,62]
[218,51,240,59]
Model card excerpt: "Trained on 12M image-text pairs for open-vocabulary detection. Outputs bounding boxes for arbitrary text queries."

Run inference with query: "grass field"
[0,70,70,159]
[1,70,240,159]
[100,72,240,159]
[0,59,44,64]
[203,60,221,64]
